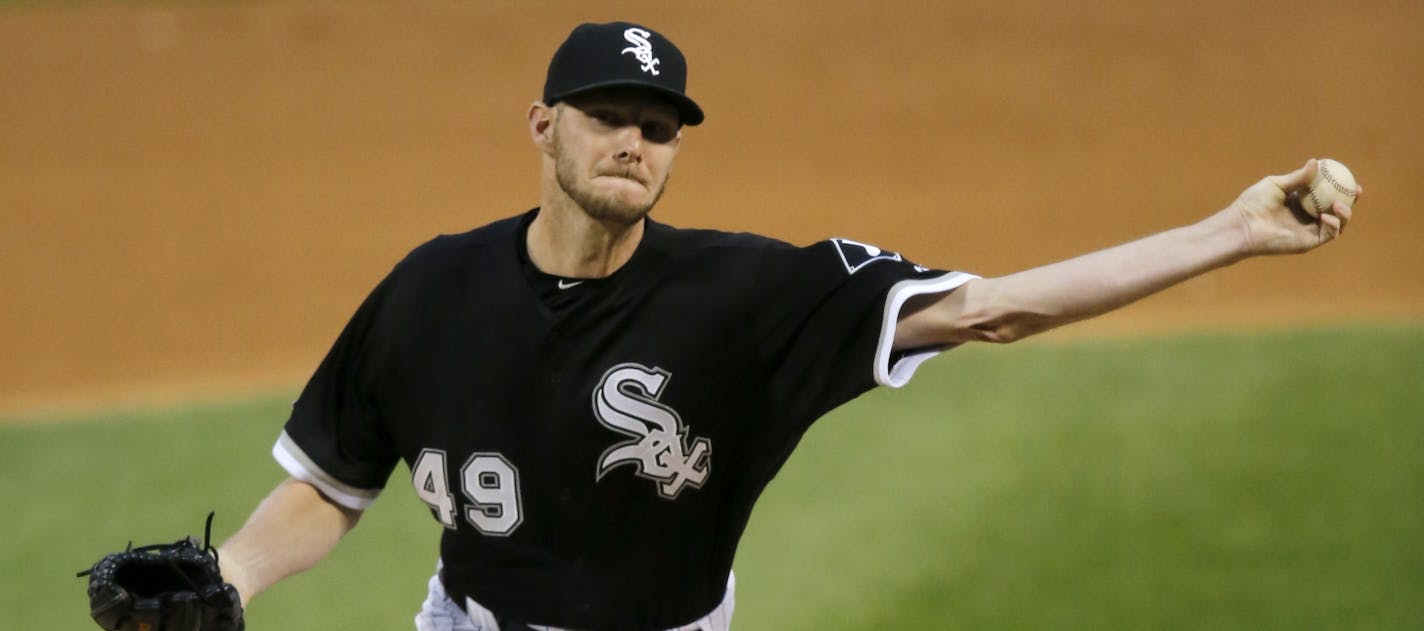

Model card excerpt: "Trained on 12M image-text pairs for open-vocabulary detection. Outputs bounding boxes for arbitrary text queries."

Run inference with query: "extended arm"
[895,160,1355,349]
[216,477,362,607]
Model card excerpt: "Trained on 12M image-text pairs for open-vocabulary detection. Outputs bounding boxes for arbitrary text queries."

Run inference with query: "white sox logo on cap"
[621,27,661,76]
[543,22,705,125]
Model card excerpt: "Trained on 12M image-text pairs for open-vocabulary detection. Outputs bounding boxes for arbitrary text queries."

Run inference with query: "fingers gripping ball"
[1298,158,1359,217]
[77,513,244,631]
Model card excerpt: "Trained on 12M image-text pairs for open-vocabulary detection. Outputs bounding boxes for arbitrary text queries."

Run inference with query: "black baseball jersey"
[274,209,975,629]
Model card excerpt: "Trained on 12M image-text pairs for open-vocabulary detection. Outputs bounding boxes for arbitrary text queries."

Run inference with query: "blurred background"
[1,1,1420,629]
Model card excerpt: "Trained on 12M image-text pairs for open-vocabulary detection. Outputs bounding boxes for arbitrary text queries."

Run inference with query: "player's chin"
[581,193,656,224]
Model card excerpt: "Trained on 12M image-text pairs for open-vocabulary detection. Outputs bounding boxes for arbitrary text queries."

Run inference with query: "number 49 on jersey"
[411,449,523,536]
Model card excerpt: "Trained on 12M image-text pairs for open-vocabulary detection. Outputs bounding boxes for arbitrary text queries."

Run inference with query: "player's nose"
[613,126,643,163]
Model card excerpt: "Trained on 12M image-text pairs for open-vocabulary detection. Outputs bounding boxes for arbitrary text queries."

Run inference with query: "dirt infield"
[2,1,1421,416]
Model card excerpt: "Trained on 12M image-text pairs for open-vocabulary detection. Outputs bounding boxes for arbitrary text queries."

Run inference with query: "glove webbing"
[77,511,227,608]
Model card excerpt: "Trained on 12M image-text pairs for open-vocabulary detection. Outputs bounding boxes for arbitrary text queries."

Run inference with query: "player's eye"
[641,121,677,144]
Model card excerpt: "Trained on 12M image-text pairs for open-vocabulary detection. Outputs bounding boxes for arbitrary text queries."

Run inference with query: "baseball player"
[210,21,1354,631]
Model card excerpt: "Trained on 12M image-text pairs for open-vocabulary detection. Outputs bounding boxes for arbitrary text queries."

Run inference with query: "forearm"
[895,161,1354,348]
[982,209,1248,337]
[905,209,1250,346]
[217,477,362,606]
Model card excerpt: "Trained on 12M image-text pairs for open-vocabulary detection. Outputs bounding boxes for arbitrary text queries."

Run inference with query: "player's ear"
[528,101,557,156]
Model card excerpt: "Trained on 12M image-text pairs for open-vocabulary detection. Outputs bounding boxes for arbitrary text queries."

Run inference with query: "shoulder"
[370,211,529,307]
[398,212,527,272]
[639,219,900,279]
[642,217,794,263]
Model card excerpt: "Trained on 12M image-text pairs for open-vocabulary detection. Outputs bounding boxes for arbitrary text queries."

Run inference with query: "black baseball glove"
[77,513,245,631]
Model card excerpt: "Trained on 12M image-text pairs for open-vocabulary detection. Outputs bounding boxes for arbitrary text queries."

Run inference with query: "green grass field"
[4,326,1421,630]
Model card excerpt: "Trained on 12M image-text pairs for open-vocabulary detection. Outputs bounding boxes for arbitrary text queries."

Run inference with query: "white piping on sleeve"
[272,430,382,510]
[874,271,980,388]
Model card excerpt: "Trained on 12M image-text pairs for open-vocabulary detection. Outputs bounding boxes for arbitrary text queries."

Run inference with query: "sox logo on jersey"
[621,27,661,76]
[593,363,710,499]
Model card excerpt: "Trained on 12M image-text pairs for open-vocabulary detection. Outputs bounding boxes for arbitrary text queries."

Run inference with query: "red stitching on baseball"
[1306,189,1325,214]
[1319,162,1353,196]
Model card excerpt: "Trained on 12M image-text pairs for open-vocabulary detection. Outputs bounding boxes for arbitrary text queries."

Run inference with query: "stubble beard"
[553,136,669,226]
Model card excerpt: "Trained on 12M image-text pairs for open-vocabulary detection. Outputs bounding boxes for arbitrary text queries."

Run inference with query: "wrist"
[1199,206,1254,264]
[216,545,253,607]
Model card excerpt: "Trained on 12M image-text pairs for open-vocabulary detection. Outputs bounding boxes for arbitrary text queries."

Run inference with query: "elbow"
[961,316,1042,344]
[973,325,1025,344]
[951,281,1057,344]
[901,278,1060,347]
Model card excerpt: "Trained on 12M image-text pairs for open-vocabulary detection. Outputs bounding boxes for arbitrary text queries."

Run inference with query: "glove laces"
[76,511,223,599]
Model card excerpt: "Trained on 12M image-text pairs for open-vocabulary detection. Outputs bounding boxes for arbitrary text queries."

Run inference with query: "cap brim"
[547,80,704,127]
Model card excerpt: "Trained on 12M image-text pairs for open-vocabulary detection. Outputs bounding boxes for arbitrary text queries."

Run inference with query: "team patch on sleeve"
[829,238,904,274]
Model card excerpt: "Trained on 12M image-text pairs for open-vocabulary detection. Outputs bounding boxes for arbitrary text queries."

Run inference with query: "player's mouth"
[595,171,648,187]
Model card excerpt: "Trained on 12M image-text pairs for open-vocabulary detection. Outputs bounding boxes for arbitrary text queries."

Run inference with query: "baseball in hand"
[1298,158,1359,218]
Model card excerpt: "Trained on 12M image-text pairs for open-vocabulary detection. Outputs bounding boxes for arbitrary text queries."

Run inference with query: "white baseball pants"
[414,565,735,631]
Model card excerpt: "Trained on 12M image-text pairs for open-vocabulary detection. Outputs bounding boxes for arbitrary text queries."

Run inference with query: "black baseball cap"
[543,21,705,126]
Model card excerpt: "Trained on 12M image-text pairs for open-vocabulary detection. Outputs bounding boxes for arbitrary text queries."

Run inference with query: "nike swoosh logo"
[557,279,584,289]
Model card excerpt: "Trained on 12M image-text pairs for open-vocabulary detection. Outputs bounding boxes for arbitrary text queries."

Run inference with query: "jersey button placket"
[545,326,564,386]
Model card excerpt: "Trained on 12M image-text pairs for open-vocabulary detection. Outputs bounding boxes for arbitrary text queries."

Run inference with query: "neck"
[528,178,646,279]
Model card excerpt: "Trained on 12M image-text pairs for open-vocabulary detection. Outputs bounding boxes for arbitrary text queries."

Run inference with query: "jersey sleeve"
[273,272,402,511]
[752,238,977,422]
